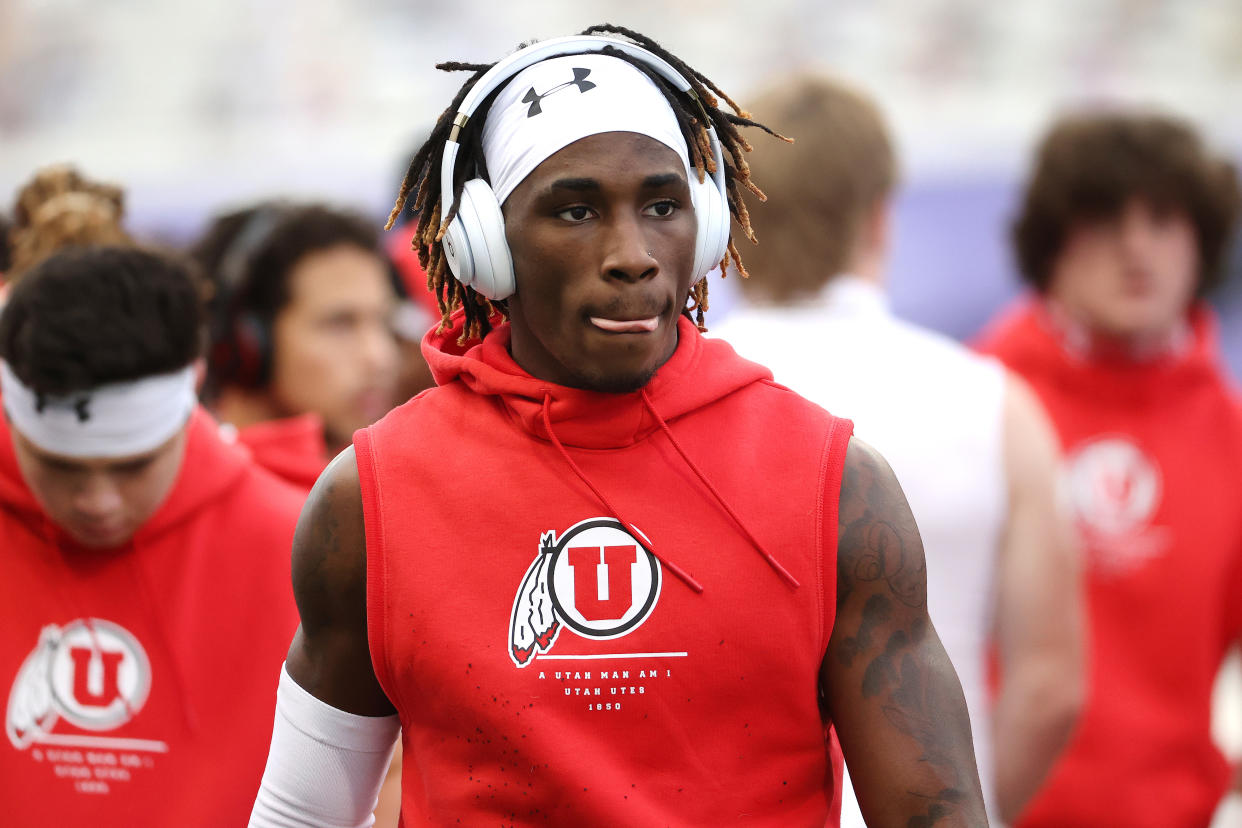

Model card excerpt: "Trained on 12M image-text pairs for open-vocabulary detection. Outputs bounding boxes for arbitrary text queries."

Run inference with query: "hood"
[0,405,252,552]
[423,312,772,450]
[421,311,800,593]
[975,297,1226,403]
[234,412,327,492]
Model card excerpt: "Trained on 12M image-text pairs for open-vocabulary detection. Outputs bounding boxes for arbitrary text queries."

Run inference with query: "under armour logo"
[34,394,92,422]
[522,68,596,117]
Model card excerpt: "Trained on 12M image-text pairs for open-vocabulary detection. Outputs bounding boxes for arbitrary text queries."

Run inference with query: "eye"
[556,205,594,223]
[112,458,154,475]
[644,200,678,218]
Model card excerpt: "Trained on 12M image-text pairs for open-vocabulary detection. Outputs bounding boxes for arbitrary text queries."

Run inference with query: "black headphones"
[207,206,287,391]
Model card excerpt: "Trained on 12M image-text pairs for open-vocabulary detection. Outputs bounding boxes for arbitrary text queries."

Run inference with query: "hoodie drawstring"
[540,394,704,594]
[640,388,800,589]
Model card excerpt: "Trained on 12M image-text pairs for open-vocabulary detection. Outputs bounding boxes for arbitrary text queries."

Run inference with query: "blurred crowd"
[2,15,1242,828]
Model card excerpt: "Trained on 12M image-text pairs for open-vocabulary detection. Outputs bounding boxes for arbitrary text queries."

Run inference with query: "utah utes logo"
[6,619,152,750]
[1066,437,1161,537]
[509,518,662,667]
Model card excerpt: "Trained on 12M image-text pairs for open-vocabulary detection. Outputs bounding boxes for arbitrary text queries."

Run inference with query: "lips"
[589,316,660,333]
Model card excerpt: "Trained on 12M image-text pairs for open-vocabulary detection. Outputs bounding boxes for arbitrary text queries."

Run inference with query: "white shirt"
[710,276,1007,824]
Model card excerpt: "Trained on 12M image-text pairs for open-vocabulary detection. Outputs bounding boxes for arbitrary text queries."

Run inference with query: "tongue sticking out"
[590,316,659,333]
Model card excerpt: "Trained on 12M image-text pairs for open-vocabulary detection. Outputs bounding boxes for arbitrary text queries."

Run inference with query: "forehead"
[285,245,392,305]
[522,132,687,188]
[12,422,171,471]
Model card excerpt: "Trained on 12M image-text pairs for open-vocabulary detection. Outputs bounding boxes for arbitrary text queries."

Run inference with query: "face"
[502,132,698,393]
[10,425,187,549]
[270,244,399,447]
[1047,197,1199,342]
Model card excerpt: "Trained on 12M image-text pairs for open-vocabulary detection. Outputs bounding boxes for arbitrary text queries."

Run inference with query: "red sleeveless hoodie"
[0,407,304,827]
[976,300,1242,828]
[355,315,853,826]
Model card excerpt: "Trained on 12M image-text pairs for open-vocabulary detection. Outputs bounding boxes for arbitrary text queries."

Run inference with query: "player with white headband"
[251,25,986,826]
[0,245,306,825]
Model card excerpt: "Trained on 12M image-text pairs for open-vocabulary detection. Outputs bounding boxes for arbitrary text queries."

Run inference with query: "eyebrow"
[543,172,688,196]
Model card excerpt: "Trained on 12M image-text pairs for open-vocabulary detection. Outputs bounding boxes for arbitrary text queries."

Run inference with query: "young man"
[710,75,1084,824]
[976,111,1242,827]
[195,203,400,488]
[251,28,987,826]
[0,246,304,826]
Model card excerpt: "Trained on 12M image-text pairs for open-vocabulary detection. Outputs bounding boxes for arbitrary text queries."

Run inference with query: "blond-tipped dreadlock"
[386,24,790,344]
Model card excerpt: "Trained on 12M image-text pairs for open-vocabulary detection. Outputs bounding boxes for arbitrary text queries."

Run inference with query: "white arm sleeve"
[249,663,401,828]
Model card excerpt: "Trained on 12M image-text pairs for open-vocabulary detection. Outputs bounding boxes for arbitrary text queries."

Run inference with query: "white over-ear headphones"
[438,35,731,301]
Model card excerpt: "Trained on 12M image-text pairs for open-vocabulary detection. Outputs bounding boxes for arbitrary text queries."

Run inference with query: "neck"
[845,247,886,288]
[1043,300,1192,363]
[212,387,285,431]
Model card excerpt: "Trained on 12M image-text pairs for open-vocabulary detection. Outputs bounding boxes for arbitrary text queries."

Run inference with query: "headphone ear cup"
[690,174,730,284]
[441,210,476,290]
[225,312,272,389]
[442,179,515,302]
[460,179,515,301]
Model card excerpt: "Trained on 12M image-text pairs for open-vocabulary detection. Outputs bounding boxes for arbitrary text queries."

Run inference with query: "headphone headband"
[435,34,732,302]
[441,35,714,220]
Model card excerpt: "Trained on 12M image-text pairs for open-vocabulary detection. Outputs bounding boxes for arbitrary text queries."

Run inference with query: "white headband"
[481,53,692,205]
[1,361,196,458]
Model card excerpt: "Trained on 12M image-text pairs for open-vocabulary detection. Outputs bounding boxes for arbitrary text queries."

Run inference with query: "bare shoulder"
[834,436,926,615]
[290,446,367,635]
[1001,371,1062,493]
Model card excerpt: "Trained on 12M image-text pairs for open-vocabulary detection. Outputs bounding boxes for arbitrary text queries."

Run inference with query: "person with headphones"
[193,203,400,489]
[249,27,987,826]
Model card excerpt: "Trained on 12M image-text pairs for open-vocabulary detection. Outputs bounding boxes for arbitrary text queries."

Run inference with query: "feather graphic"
[6,626,60,750]
[509,533,561,667]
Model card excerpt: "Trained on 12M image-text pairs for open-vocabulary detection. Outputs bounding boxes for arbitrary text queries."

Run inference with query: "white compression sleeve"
[249,663,401,828]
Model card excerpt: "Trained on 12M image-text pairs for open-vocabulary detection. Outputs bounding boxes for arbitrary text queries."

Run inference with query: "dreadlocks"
[387,24,789,343]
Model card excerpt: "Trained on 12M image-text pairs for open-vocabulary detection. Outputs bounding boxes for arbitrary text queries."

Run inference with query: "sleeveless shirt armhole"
[353,427,401,711]
[818,417,854,658]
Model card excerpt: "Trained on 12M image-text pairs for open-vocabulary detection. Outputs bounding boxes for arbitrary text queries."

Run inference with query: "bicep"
[994,374,1082,671]
[822,437,985,827]
[285,447,395,716]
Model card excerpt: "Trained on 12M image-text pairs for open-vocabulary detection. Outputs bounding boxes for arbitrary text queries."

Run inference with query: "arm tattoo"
[832,442,984,828]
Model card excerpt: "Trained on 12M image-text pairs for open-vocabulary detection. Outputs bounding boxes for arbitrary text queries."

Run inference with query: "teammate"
[975,111,1242,827]
[251,27,986,827]
[709,75,1084,824]
[194,203,400,488]
[0,246,304,826]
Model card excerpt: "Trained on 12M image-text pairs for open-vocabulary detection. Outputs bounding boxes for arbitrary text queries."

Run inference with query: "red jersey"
[0,407,304,827]
[355,315,852,826]
[234,412,328,492]
[976,300,1242,828]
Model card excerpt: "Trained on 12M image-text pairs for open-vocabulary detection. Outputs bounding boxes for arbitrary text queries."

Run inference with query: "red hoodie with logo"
[976,300,1242,828]
[0,407,304,827]
[354,315,853,826]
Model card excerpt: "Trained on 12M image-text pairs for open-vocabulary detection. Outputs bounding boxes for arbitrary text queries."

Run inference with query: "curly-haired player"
[977,110,1242,827]
[251,27,986,827]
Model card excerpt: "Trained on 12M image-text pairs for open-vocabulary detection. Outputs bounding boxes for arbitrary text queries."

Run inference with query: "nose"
[600,212,658,284]
[1118,201,1159,262]
[72,474,124,523]
[359,316,399,379]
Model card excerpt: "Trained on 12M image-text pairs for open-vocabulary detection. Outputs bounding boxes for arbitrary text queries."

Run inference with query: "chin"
[567,364,660,395]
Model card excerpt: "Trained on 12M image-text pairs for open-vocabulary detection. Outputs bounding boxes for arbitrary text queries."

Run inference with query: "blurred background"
[3,0,1241,360]
[2,0,1241,753]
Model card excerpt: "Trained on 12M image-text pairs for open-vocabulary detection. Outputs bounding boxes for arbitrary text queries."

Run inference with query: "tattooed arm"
[821,437,987,828]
